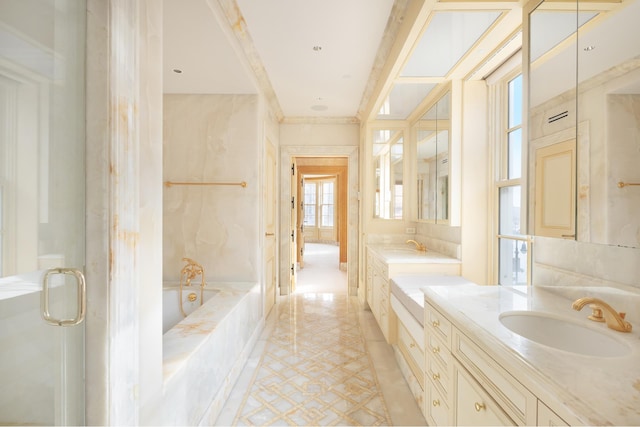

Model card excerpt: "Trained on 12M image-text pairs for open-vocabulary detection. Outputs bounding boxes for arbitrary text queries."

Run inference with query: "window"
[496,73,529,286]
[303,182,316,227]
[303,178,336,230]
[321,182,334,227]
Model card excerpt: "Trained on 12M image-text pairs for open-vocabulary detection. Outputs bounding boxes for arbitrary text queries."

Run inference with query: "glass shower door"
[0,0,86,425]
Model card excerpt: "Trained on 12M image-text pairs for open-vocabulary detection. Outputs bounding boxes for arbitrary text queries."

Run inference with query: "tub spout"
[179,258,206,317]
[181,257,205,287]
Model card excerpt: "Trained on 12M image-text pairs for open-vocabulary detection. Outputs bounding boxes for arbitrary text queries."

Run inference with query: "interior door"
[264,139,277,315]
[0,1,86,425]
[297,175,305,269]
[290,161,297,293]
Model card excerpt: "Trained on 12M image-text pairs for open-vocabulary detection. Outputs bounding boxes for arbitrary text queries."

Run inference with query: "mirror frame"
[369,124,407,221]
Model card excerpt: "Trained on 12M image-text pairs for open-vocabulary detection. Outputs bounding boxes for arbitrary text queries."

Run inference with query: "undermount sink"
[499,311,631,357]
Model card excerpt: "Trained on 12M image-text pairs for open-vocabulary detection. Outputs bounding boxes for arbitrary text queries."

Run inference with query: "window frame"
[491,64,531,286]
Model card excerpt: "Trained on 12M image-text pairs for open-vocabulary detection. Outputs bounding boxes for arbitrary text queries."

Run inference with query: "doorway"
[279,147,358,296]
[296,242,347,294]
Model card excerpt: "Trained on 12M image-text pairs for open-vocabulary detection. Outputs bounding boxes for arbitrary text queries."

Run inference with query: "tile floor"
[215,243,425,426]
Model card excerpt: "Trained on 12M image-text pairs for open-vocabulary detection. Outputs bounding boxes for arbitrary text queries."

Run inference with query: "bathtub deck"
[159,282,261,425]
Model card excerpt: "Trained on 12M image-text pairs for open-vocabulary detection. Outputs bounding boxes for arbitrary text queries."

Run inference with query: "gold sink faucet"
[572,297,632,333]
[406,239,427,252]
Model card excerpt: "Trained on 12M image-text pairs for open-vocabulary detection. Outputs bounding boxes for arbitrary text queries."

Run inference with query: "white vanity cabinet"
[424,301,558,427]
[365,245,461,345]
[424,302,454,426]
[367,251,395,343]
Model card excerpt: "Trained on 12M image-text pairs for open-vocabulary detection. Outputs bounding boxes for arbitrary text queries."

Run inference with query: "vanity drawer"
[455,362,515,426]
[427,350,451,399]
[425,303,452,348]
[398,321,425,388]
[453,329,536,426]
[427,332,452,373]
[426,379,451,426]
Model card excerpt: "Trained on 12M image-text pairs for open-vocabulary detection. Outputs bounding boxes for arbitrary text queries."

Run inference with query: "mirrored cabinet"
[415,92,451,223]
[526,0,640,248]
[373,129,404,220]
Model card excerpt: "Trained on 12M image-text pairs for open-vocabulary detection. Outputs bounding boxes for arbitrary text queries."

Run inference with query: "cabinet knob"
[432,346,440,354]
[409,342,416,348]
[433,399,440,407]
[475,402,486,412]
[432,373,440,381]
[432,320,440,327]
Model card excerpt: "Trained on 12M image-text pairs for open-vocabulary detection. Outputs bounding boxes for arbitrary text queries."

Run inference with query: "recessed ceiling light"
[172,68,183,74]
[312,46,322,52]
[584,45,596,52]
[311,105,328,111]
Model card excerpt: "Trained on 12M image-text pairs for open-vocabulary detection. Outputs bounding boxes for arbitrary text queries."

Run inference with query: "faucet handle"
[587,304,605,322]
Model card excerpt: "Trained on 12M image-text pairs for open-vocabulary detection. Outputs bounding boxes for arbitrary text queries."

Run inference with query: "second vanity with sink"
[422,284,640,426]
[365,244,461,343]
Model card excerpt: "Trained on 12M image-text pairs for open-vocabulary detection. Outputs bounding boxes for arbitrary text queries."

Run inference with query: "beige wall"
[280,122,359,147]
[460,81,490,285]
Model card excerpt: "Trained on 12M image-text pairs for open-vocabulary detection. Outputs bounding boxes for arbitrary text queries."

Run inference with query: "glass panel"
[303,183,316,226]
[373,129,403,219]
[435,130,449,221]
[416,126,436,221]
[508,128,522,179]
[416,91,450,222]
[321,205,334,227]
[321,182,334,226]
[376,83,436,120]
[402,11,501,77]
[508,75,522,128]
[499,238,528,286]
[0,1,86,424]
[499,186,522,235]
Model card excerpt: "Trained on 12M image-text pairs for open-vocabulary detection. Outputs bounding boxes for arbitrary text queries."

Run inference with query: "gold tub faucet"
[406,239,427,252]
[181,257,205,287]
[572,297,632,332]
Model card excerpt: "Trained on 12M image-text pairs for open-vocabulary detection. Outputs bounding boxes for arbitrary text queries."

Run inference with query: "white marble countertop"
[367,244,461,264]
[422,284,640,426]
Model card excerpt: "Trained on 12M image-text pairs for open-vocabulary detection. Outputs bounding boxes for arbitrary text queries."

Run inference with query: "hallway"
[215,243,425,426]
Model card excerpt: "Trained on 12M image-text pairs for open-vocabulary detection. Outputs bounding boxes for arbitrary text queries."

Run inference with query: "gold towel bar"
[165,181,247,188]
[617,181,640,188]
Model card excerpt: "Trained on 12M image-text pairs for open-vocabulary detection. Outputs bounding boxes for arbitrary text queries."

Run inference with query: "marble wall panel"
[533,237,640,303]
[163,94,260,283]
[606,94,640,248]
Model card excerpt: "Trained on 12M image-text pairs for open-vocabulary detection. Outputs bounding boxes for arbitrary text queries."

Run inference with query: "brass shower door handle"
[41,268,86,326]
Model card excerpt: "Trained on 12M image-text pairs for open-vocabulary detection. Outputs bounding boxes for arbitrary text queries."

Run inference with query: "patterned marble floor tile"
[231,294,393,426]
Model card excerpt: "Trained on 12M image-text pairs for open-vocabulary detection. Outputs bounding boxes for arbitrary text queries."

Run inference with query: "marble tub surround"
[158,282,261,426]
[422,284,640,425]
[163,94,261,283]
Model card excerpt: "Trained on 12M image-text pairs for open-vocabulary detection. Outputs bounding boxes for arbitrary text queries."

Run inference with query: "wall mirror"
[527,0,640,248]
[373,129,404,219]
[415,91,451,222]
